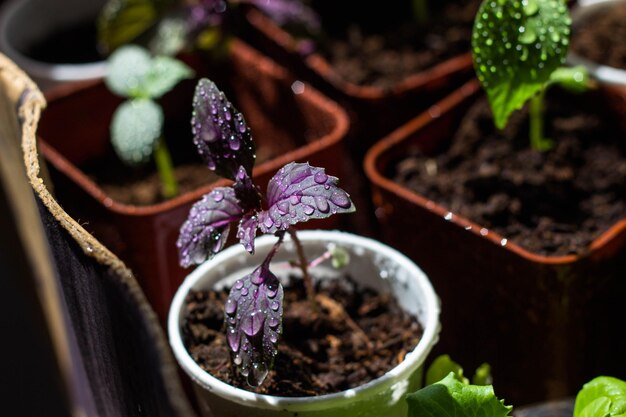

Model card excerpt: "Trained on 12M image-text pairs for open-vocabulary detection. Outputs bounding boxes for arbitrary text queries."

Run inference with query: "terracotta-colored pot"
[364,80,626,405]
[38,39,349,322]
[243,8,474,150]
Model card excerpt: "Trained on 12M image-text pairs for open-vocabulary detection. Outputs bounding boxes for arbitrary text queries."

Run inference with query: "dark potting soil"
[570,2,626,71]
[25,23,102,64]
[182,275,422,396]
[393,89,626,256]
[98,162,221,206]
[315,0,480,88]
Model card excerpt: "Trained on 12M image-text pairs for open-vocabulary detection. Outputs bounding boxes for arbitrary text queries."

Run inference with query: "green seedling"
[105,45,194,199]
[408,355,509,417]
[472,0,590,151]
[408,355,626,417]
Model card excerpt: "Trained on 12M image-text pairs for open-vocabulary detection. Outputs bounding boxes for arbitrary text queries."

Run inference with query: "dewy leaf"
[106,45,193,99]
[106,45,153,98]
[237,215,259,254]
[191,79,256,180]
[574,377,626,417]
[111,99,163,165]
[177,187,244,267]
[97,0,167,54]
[257,162,355,234]
[224,256,283,386]
[407,373,513,417]
[472,0,571,129]
[143,55,194,98]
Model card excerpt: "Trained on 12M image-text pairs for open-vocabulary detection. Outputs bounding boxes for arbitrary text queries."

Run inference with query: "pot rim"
[168,230,441,412]
[568,0,626,86]
[363,79,626,265]
[0,0,108,81]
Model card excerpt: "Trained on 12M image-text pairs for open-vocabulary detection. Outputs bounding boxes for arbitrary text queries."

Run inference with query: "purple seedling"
[178,78,354,385]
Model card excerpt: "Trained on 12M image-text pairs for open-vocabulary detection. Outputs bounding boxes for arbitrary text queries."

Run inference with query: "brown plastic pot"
[364,80,626,405]
[243,8,474,149]
[38,39,349,322]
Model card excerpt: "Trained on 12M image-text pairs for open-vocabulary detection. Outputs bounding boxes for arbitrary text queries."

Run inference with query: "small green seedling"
[408,355,626,417]
[472,0,590,151]
[105,45,194,199]
[407,355,510,417]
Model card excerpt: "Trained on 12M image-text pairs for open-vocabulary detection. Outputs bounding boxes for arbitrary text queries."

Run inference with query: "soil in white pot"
[392,88,626,256]
[181,273,422,396]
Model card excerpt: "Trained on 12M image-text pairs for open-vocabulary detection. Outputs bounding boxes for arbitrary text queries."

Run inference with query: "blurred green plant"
[105,45,194,198]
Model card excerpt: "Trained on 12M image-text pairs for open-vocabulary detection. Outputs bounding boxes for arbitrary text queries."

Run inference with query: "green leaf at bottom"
[407,373,512,417]
[574,377,626,417]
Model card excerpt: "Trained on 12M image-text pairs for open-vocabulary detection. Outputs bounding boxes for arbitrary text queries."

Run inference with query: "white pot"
[0,0,108,92]
[168,230,441,417]
[568,0,626,86]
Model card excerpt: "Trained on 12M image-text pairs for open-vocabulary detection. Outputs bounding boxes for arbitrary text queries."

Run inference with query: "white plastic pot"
[0,0,108,92]
[568,0,626,86]
[168,230,441,417]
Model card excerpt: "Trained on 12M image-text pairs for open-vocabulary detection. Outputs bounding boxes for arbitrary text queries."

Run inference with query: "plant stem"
[529,89,552,152]
[288,228,317,309]
[154,136,179,199]
[412,0,429,26]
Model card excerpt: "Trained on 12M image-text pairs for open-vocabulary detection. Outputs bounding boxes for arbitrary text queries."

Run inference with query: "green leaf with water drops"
[472,0,571,129]
[143,55,194,99]
[106,45,193,99]
[106,45,153,98]
[111,99,163,165]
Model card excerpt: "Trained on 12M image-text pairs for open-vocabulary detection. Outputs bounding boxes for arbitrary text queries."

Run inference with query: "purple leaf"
[245,0,320,31]
[257,162,355,233]
[237,215,259,254]
[224,258,283,386]
[177,187,244,267]
[191,79,256,180]
[233,166,262,212]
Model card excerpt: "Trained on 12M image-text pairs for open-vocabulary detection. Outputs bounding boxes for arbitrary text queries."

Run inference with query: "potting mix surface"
[315,0,479,88]
[393,89,626,256]
[182,274,422,396]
